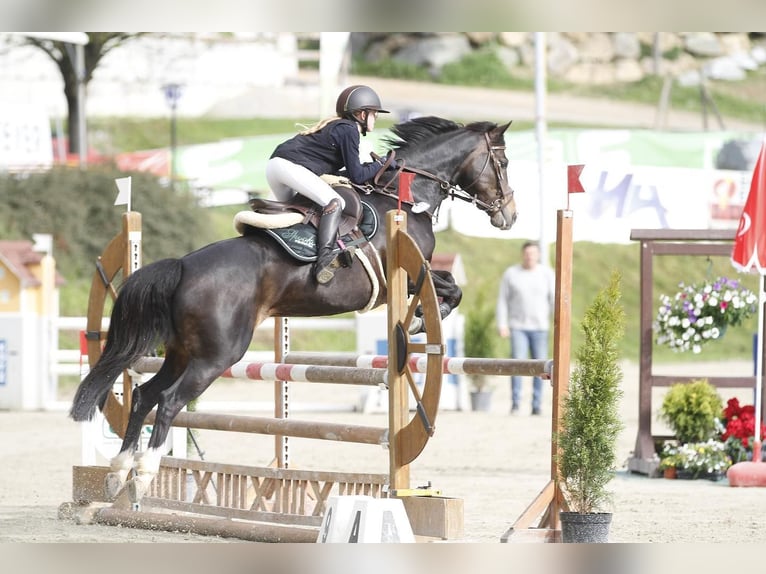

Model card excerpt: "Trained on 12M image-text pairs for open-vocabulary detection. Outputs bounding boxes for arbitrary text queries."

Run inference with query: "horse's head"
[456,121,517,231]
[383,117,517,230]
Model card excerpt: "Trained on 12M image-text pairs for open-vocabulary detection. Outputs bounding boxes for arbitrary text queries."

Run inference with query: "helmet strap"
[357,110,371,136]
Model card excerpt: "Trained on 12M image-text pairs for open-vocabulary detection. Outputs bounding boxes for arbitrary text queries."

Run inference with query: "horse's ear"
[494,121,512,135]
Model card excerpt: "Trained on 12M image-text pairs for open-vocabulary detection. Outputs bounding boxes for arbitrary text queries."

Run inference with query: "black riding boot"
[314,199,342,284]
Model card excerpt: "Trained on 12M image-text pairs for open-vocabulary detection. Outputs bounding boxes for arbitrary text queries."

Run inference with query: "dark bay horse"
[70,116,517,499]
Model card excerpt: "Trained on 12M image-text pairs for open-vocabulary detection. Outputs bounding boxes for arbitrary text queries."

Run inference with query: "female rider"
[266,85,391,284]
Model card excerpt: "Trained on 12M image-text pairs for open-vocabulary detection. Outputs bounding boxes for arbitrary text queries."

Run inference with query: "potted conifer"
[463,302,497,411]
[557,271,625,543]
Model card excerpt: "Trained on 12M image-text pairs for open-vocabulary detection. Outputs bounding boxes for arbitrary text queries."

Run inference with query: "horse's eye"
[500,161,508,169]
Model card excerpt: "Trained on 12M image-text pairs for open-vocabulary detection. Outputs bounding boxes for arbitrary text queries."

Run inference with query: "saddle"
[248,176,363,238]
[233,176,379,263]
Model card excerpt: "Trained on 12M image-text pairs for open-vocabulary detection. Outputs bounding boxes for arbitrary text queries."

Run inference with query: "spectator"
[495,241,555,415]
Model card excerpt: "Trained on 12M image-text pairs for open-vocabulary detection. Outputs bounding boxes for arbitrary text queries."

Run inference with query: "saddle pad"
[264,200,379,262]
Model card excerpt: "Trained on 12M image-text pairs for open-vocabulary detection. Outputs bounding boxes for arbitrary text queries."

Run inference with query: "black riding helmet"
[335,85,390,135]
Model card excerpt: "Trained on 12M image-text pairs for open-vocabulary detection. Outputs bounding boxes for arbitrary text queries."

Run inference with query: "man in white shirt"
[495,241,555,415]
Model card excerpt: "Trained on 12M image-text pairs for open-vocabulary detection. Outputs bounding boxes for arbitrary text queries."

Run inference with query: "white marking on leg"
[135,447,163,476]
[109,450,135,482]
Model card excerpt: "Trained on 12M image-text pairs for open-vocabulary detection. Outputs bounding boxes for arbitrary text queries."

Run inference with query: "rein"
[362,132,513,218]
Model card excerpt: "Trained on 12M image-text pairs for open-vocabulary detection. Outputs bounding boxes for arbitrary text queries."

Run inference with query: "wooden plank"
[387,211,410,491]
[400,496,464,540]
[630,228,735,241]
[145,411,388,445]
[72,466,111,503]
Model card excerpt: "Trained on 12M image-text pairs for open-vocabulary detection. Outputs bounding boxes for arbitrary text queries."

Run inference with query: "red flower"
[723,397,741,420]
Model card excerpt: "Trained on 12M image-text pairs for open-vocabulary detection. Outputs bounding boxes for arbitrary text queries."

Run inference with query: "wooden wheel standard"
[85,211,142,437]
[385,210,444,490]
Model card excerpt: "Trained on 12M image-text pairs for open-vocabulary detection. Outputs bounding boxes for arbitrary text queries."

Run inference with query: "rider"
[266,85,392,284]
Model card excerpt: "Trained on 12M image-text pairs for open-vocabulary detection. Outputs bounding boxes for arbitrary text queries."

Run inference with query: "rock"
[718,33,751,56]
[578,32,614,63]
[751,45,766,65]
[565,62,616,85]
[392,34,472,74]
[498,32,528,48]
[704,57,747,81]
[613,32,641,60]
[684,32,723,57]
[547,35,579,76]
[614,58,644,83]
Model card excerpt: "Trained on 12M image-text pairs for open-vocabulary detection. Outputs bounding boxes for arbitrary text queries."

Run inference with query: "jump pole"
[500,208,573,542]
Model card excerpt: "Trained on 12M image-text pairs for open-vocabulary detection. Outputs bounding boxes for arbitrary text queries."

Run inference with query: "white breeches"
[266,157,345,209]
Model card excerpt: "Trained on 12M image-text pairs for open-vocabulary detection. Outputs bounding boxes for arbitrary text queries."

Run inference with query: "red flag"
[567,164,585,194]
[398,171,415,205]
[732,143,766,274]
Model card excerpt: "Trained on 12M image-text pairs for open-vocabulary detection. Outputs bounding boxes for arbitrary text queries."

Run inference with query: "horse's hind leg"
[104,363,181,500]
[124,360,228,502]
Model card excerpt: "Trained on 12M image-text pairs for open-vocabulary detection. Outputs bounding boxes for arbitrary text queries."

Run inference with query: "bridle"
[368,132,515,218]
[449,132,514,216]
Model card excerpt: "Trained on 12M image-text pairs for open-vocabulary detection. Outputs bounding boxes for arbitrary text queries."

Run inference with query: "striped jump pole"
[131,357,388,386]
[131,355,551,382]
[283,352,553,379]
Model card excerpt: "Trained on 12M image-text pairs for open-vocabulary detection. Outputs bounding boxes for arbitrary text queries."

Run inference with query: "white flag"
[114,176,132,207]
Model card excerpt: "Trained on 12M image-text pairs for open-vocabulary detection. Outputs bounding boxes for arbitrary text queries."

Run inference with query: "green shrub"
[659,379,723,444]
[0,165,218,315]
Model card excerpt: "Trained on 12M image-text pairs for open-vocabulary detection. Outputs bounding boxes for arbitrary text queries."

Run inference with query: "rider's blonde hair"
[298,116,340,135]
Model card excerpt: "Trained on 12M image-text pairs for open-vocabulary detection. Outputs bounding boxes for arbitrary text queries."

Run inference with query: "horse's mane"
[383,116,498,154]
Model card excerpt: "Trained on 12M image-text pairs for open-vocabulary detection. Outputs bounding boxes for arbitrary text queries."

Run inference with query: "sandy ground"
[1,358,765,544]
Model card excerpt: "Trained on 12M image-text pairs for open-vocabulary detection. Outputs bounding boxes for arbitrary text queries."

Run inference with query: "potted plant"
[463,302,497,411]
[719,397,766,463]
[659,379,723,444]
[654,276,757,354]
[660,439,731,480]
[557,271,625,543]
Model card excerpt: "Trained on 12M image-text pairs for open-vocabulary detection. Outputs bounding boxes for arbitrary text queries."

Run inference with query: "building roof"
[430,253,467,286]
[0,240,65,287]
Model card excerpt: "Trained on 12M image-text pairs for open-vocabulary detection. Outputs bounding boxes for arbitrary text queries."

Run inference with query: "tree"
[23,33,143,155]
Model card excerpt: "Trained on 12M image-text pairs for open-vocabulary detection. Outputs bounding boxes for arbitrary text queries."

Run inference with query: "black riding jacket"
[270,119,382,185]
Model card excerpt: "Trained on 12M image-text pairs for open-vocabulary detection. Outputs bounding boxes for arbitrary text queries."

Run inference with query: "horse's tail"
[70,258,183,422]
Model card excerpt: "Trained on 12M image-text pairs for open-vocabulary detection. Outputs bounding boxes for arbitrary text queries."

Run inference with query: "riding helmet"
[336,85,390,117]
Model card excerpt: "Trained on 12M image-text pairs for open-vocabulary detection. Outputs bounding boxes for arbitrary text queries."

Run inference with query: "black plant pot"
[559,512,612,543]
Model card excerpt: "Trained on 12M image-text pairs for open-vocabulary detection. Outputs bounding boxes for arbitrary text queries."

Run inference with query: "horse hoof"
[104,472,126,501]
[126,475,154,504]
[407,316,424,335]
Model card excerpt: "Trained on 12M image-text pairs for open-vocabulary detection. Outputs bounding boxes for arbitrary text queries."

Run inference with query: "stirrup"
[316,256,341,284]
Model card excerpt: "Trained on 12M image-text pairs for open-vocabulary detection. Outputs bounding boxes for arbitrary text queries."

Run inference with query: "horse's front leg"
[407,270,463,335]
[431,270,463,318]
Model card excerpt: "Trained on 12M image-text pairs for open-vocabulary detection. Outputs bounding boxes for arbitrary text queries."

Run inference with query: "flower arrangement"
[659,439,732,479]
[654,276,757,353]
[719,397,766,463]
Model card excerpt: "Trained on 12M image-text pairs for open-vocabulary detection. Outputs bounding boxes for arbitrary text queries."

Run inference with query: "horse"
[69,115,517,501]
